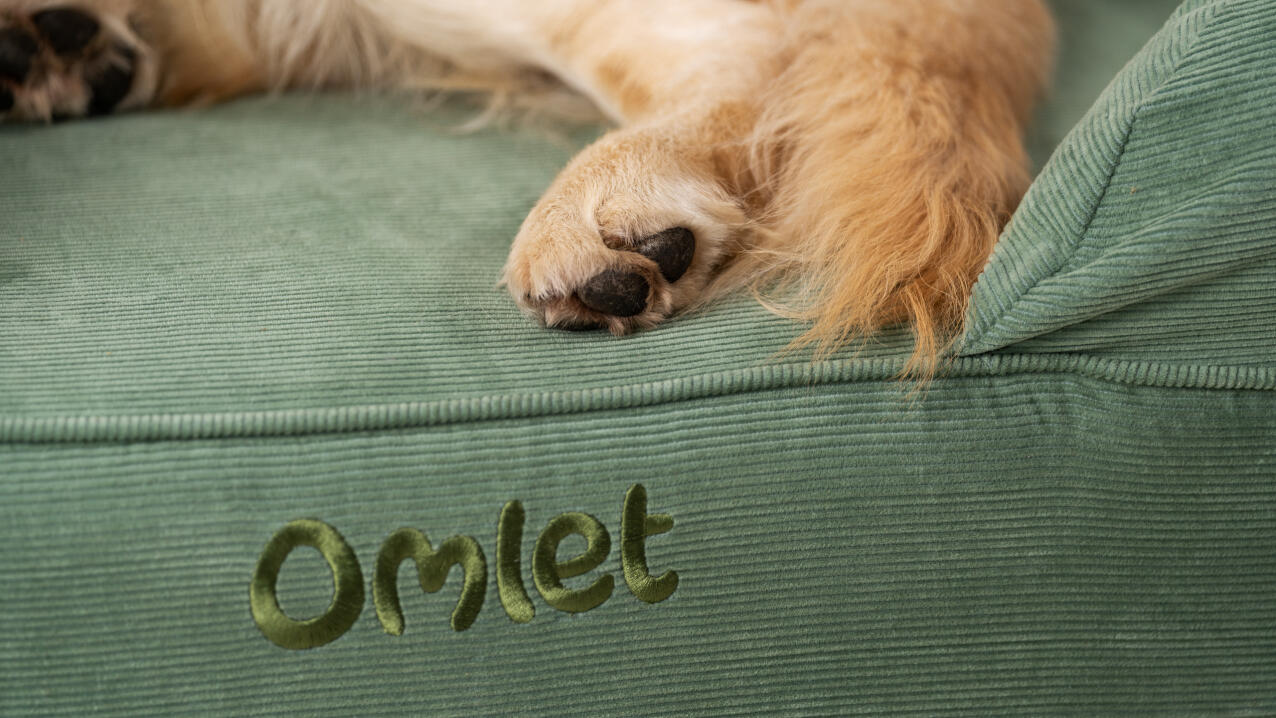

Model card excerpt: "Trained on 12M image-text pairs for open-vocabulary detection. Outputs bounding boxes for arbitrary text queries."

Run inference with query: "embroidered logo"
[249,484,677,649]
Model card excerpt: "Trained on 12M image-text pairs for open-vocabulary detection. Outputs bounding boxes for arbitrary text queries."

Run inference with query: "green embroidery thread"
[621,484,679,603]
[373,528,488,634]
[249,486,676,648]
[249,518,365,650]
[496,501,535,624]
[532,512,614,614]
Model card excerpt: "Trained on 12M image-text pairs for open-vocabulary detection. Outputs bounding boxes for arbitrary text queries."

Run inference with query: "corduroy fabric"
[964,0,1276,361]
[3,0,1274,715]
[2,380,1274,716]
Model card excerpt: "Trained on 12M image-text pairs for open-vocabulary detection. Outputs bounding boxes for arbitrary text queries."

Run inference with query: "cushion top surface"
[4,0,1272,441]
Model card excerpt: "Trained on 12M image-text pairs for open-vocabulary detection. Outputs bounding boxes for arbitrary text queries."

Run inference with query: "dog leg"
[504,0,1054,351]
[500,0,782,332]
[745,1,1055,370]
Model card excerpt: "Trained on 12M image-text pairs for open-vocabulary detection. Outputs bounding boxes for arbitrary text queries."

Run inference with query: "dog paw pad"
[32,8,100,56]
[0,27,38,81]
[87,48,134,115]
[577,270,651,317]
[633,227,696,282]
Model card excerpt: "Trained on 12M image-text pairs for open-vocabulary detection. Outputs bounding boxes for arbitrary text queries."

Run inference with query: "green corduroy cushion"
[3,0,1274,715]
[964,0,1276,365]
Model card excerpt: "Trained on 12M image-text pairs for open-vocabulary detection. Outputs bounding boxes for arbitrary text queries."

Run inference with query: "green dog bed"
[3,0,1274,714]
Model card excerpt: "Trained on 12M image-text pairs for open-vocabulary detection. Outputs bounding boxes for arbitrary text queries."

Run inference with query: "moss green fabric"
[3,0,1274,715]
[965,0,1276,363]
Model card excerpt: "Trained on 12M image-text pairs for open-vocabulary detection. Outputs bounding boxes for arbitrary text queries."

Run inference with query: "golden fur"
[2,0,1055,374]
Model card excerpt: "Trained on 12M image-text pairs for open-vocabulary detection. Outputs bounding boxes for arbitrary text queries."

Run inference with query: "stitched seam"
[1,352,1272,443]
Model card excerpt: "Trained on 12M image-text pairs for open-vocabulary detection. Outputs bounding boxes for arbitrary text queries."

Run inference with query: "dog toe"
[577,269,651,318]
[32,8,100,56]
[632,227,695,282]
[0,27,38,82]
[87,48,135,115]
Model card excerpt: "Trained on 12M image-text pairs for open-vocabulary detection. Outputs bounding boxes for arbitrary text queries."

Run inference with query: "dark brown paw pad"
[32,8,100,56]
[633,227,695,282]
[86,46,134,116]
[0,27,38,82]
[577,270,651,318]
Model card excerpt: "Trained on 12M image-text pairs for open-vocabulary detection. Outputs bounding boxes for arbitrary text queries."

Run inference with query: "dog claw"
[577,270,650,317]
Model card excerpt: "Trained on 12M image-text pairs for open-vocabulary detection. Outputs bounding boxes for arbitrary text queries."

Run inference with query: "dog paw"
[521,226,697,332]
[502,128,746,333]
[1,5,155,122]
